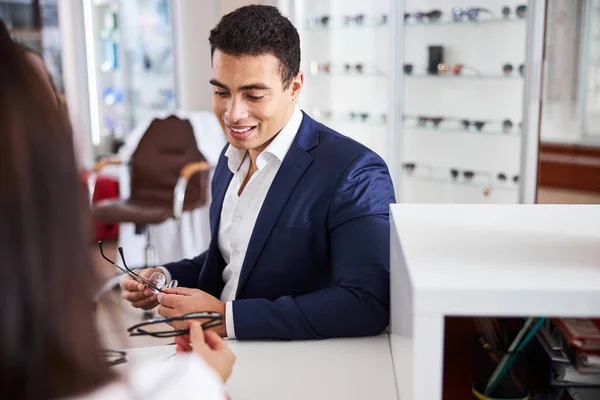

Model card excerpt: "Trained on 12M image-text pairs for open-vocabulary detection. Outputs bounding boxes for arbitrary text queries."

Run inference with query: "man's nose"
[225,98,249,122]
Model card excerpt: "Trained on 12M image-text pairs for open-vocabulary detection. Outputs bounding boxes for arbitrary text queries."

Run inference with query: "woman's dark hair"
[208,5,301,88]
[0,17,115,399]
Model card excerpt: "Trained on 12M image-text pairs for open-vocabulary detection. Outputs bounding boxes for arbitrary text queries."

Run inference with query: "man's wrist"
[216,300,228,337]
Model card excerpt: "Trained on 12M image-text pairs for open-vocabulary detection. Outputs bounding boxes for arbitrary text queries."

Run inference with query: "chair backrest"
[129,115,208,212]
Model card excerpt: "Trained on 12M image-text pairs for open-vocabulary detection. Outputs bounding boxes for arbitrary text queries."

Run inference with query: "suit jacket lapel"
[209,159,233,240]
[235,114,319,296]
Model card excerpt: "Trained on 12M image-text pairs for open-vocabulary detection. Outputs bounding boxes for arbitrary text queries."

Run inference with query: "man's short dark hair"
[209,5,300,88]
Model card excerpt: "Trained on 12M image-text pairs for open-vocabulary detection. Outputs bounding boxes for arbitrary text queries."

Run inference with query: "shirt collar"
[226,104,303,173]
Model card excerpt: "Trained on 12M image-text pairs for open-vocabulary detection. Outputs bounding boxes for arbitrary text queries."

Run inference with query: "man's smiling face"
[210,50,300,154]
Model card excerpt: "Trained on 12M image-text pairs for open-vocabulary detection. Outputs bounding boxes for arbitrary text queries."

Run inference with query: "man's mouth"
[226,125,256,139]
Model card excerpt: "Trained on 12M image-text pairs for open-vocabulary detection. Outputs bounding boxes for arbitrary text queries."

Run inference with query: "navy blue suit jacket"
[164,112,396,340]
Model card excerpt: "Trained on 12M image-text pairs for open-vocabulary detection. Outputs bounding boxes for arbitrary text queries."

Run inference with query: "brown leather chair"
[87,115,211,267]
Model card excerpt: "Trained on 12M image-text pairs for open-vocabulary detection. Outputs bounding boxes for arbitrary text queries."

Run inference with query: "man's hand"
[157,287,227,337]
[119,267,163,310]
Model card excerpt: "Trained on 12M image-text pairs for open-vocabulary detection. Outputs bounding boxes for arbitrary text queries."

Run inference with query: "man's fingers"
[157,293,182,309]
[122,290,151,303]
[162,287,196,296]
[131,295,158,310]
[120,276,144,292]
[157,304,178,319]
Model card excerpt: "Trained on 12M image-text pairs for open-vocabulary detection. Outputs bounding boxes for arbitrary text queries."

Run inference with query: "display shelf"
[401,174,519,192]
[405,73,522,80]
[305,23,388,30]
[404,125,521,137]
[318,116,388,126]
[405,17,525,27]
[310,71,387,78]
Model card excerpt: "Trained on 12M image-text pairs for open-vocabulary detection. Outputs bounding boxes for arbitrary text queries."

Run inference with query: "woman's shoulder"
[67,353,227,400]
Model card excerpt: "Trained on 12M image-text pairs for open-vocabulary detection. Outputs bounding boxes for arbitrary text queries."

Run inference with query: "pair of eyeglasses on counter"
[128,312,224,338]
[99,312,223,367]
[98,241,177,294]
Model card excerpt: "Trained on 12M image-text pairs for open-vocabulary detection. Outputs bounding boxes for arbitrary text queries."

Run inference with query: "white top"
[120,335,398,400]
[65,353,227,400]
[390,204,600,316]
[218,105,303,339]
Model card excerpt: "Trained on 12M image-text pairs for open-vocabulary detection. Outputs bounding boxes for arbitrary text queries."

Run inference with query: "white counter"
[389,204,600,400]
[121,335,398,400]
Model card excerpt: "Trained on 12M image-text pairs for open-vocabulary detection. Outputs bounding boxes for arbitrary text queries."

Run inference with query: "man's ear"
[289,71,304,101]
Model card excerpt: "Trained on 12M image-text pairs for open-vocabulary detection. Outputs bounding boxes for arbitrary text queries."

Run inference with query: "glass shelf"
[319,117,387,126]
[305,23,388,30]
[404,125,521,137]
[405,17,525,27]
[405,73,522,80]
[310,72,387,77]
[401,174,519,192]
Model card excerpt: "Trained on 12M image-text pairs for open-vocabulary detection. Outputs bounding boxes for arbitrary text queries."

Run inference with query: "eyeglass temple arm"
[118,247,164,293]
[98,241,129,275]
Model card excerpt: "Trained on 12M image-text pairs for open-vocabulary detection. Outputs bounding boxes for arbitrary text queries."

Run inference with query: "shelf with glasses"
[405,17,525,27]
[401,174,519,193]
[305,23,388,31]
[405,73,522,80]
[310,72,387,78]
[404,125,521,138]
[311,111,387,127]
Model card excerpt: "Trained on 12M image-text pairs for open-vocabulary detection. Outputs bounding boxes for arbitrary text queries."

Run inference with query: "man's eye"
[214,91,228,97]
[247,95,264,101]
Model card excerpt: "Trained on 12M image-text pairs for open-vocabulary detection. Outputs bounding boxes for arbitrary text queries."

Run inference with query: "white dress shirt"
[218,105,303,339]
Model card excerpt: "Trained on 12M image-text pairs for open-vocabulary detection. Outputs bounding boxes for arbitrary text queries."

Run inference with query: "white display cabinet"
[285,0,544,203]
[82,0,177,156]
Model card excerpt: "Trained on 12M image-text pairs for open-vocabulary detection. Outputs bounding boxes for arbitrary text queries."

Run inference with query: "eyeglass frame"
[127,311,224,338]
[97,241,170,294]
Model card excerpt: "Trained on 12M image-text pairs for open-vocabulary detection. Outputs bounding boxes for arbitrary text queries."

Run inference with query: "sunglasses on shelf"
[344,63,364,73]
[310,62,331,74]
[127,311,224,338]
[344,14,365,25]
[450,168,476,181]
[401,162,434,176]
[417,116,444,127]
[497,173,520,183]
[349,111,369,121]
[406,10,443,22]
[502,5,527,18]
[452,7,493,21]
[460,119,486,131]
[503,119,514,132]
[503,63,525,76]
[312,109,333,119]
[308,15,330,26]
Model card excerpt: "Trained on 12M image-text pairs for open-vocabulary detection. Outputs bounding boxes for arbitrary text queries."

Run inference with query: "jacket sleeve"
[231,151,395,339]
[163,251,207,288]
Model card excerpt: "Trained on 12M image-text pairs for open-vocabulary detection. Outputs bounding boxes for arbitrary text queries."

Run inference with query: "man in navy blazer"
[121,5,395,340]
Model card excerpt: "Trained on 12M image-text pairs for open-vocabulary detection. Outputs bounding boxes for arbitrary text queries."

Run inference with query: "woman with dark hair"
[0,18,234,400]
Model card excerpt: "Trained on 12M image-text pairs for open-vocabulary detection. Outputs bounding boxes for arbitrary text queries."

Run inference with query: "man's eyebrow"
[209,79,271,92]
[209,79,229,90]
[239,83,271,91]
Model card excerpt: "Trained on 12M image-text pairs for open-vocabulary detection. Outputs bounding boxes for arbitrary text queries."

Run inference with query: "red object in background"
[80,171,119,241]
